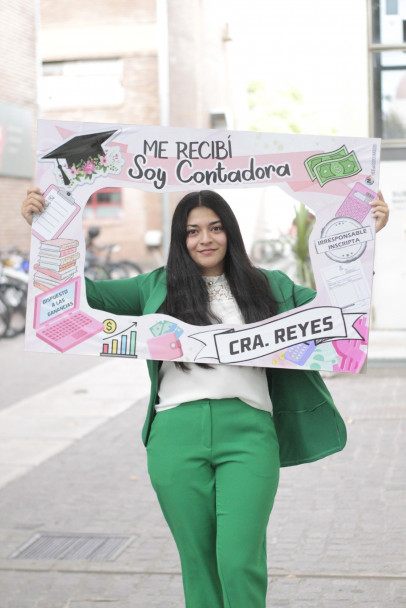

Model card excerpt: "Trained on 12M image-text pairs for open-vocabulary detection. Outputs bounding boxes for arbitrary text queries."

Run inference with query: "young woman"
[22,188,389,608]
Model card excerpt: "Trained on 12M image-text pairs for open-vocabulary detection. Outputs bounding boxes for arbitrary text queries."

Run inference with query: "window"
[83,188,123,219]
[40,59,124,109]
[369,0,406,152]
[210,111,229,129]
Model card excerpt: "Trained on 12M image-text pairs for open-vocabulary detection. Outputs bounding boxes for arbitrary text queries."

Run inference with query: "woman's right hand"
[21,187,45,226]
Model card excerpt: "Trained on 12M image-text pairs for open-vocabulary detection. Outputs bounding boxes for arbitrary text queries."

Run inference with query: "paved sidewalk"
[0,330,403,491]
[0,358,149,489]
[0,332,405,607]
[366,329,406,364]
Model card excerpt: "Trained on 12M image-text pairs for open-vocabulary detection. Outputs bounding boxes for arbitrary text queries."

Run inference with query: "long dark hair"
[161,190,279,327]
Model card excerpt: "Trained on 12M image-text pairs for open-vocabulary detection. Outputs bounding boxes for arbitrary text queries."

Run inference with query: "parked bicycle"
[250,232,295,265]
[250,204,316,289]
[0,247,29,338]
[0,292,10,338]
[84,227,143,281]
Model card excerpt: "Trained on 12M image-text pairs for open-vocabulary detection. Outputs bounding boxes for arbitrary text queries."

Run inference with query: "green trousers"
[147,398,280,608]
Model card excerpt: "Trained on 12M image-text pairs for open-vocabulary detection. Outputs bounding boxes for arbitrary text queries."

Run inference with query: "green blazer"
[86,267,347,467]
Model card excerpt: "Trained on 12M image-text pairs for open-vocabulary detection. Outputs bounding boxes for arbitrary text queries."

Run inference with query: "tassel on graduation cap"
[41,130,118,186]
[56,159,71,185]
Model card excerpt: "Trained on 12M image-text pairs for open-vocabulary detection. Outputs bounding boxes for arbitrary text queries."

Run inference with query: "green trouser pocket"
[274,400,347,467]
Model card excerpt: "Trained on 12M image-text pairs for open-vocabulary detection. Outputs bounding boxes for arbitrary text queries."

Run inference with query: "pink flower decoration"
[99,155,108,165]
[83,160,96,174]
[70,166,78,176]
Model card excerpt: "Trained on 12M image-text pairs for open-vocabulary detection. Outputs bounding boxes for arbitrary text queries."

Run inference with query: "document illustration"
[31,185,80,241]
[321,261,370,313]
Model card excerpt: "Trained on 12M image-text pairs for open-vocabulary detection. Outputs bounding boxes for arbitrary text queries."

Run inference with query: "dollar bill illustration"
[162,321,184,338]
[162,320,176,334]
[305,145,348,181]
[150,321,164,336]
[150,319,184,338]
[314,151,361,187]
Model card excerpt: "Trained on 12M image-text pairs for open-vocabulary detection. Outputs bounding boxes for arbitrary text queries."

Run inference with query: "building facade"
[1,0,403,328]
[0,0,38,252]
[36,0,234,266]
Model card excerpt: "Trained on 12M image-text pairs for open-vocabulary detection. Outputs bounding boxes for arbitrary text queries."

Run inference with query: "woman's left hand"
[371,190,389,233]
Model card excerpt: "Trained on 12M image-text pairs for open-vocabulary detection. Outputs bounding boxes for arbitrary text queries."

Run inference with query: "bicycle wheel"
[0,294,10,338]
[109,261,142,280]
[84,264,110,281]
[0,283,27,337]
[251,239,286,264]
[250,240,275,264]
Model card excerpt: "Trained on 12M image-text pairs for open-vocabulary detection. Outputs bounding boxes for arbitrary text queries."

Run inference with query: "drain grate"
[10,532,134,561]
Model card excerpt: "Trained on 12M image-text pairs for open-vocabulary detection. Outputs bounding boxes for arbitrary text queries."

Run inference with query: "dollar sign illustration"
[103,319,117,334]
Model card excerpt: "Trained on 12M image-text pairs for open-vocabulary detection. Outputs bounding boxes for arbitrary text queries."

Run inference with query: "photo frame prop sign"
[25,120,381,373]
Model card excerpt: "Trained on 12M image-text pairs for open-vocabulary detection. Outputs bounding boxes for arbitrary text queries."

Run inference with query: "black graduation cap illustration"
[41,130,118,185]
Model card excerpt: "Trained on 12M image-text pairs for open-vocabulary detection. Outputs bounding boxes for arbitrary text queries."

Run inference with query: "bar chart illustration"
[101,322,138,358]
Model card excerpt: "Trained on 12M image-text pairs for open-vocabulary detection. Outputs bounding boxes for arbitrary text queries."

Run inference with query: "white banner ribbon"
[190,306,364,364]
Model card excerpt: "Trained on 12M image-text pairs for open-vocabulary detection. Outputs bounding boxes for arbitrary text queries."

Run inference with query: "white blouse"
[156,274,273,413]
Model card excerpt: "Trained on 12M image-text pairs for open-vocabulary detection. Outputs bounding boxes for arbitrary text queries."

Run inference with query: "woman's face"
[186,206,228,276]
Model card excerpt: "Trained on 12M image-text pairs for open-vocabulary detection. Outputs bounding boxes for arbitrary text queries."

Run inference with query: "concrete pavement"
[0,358,149,489]
[0,334,103,412]
[0,331,405,607]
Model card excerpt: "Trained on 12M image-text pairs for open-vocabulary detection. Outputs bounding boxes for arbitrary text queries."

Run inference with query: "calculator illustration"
[284,340,317,365]
[335,183,376,224]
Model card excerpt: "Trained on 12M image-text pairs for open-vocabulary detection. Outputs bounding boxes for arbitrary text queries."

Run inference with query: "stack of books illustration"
[33,238,80,291]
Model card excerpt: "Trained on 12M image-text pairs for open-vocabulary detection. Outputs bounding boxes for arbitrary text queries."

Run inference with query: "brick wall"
[37,0,161,266]
[40,0,155,26]
[0,0,38,253]
[0,0,233,265]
